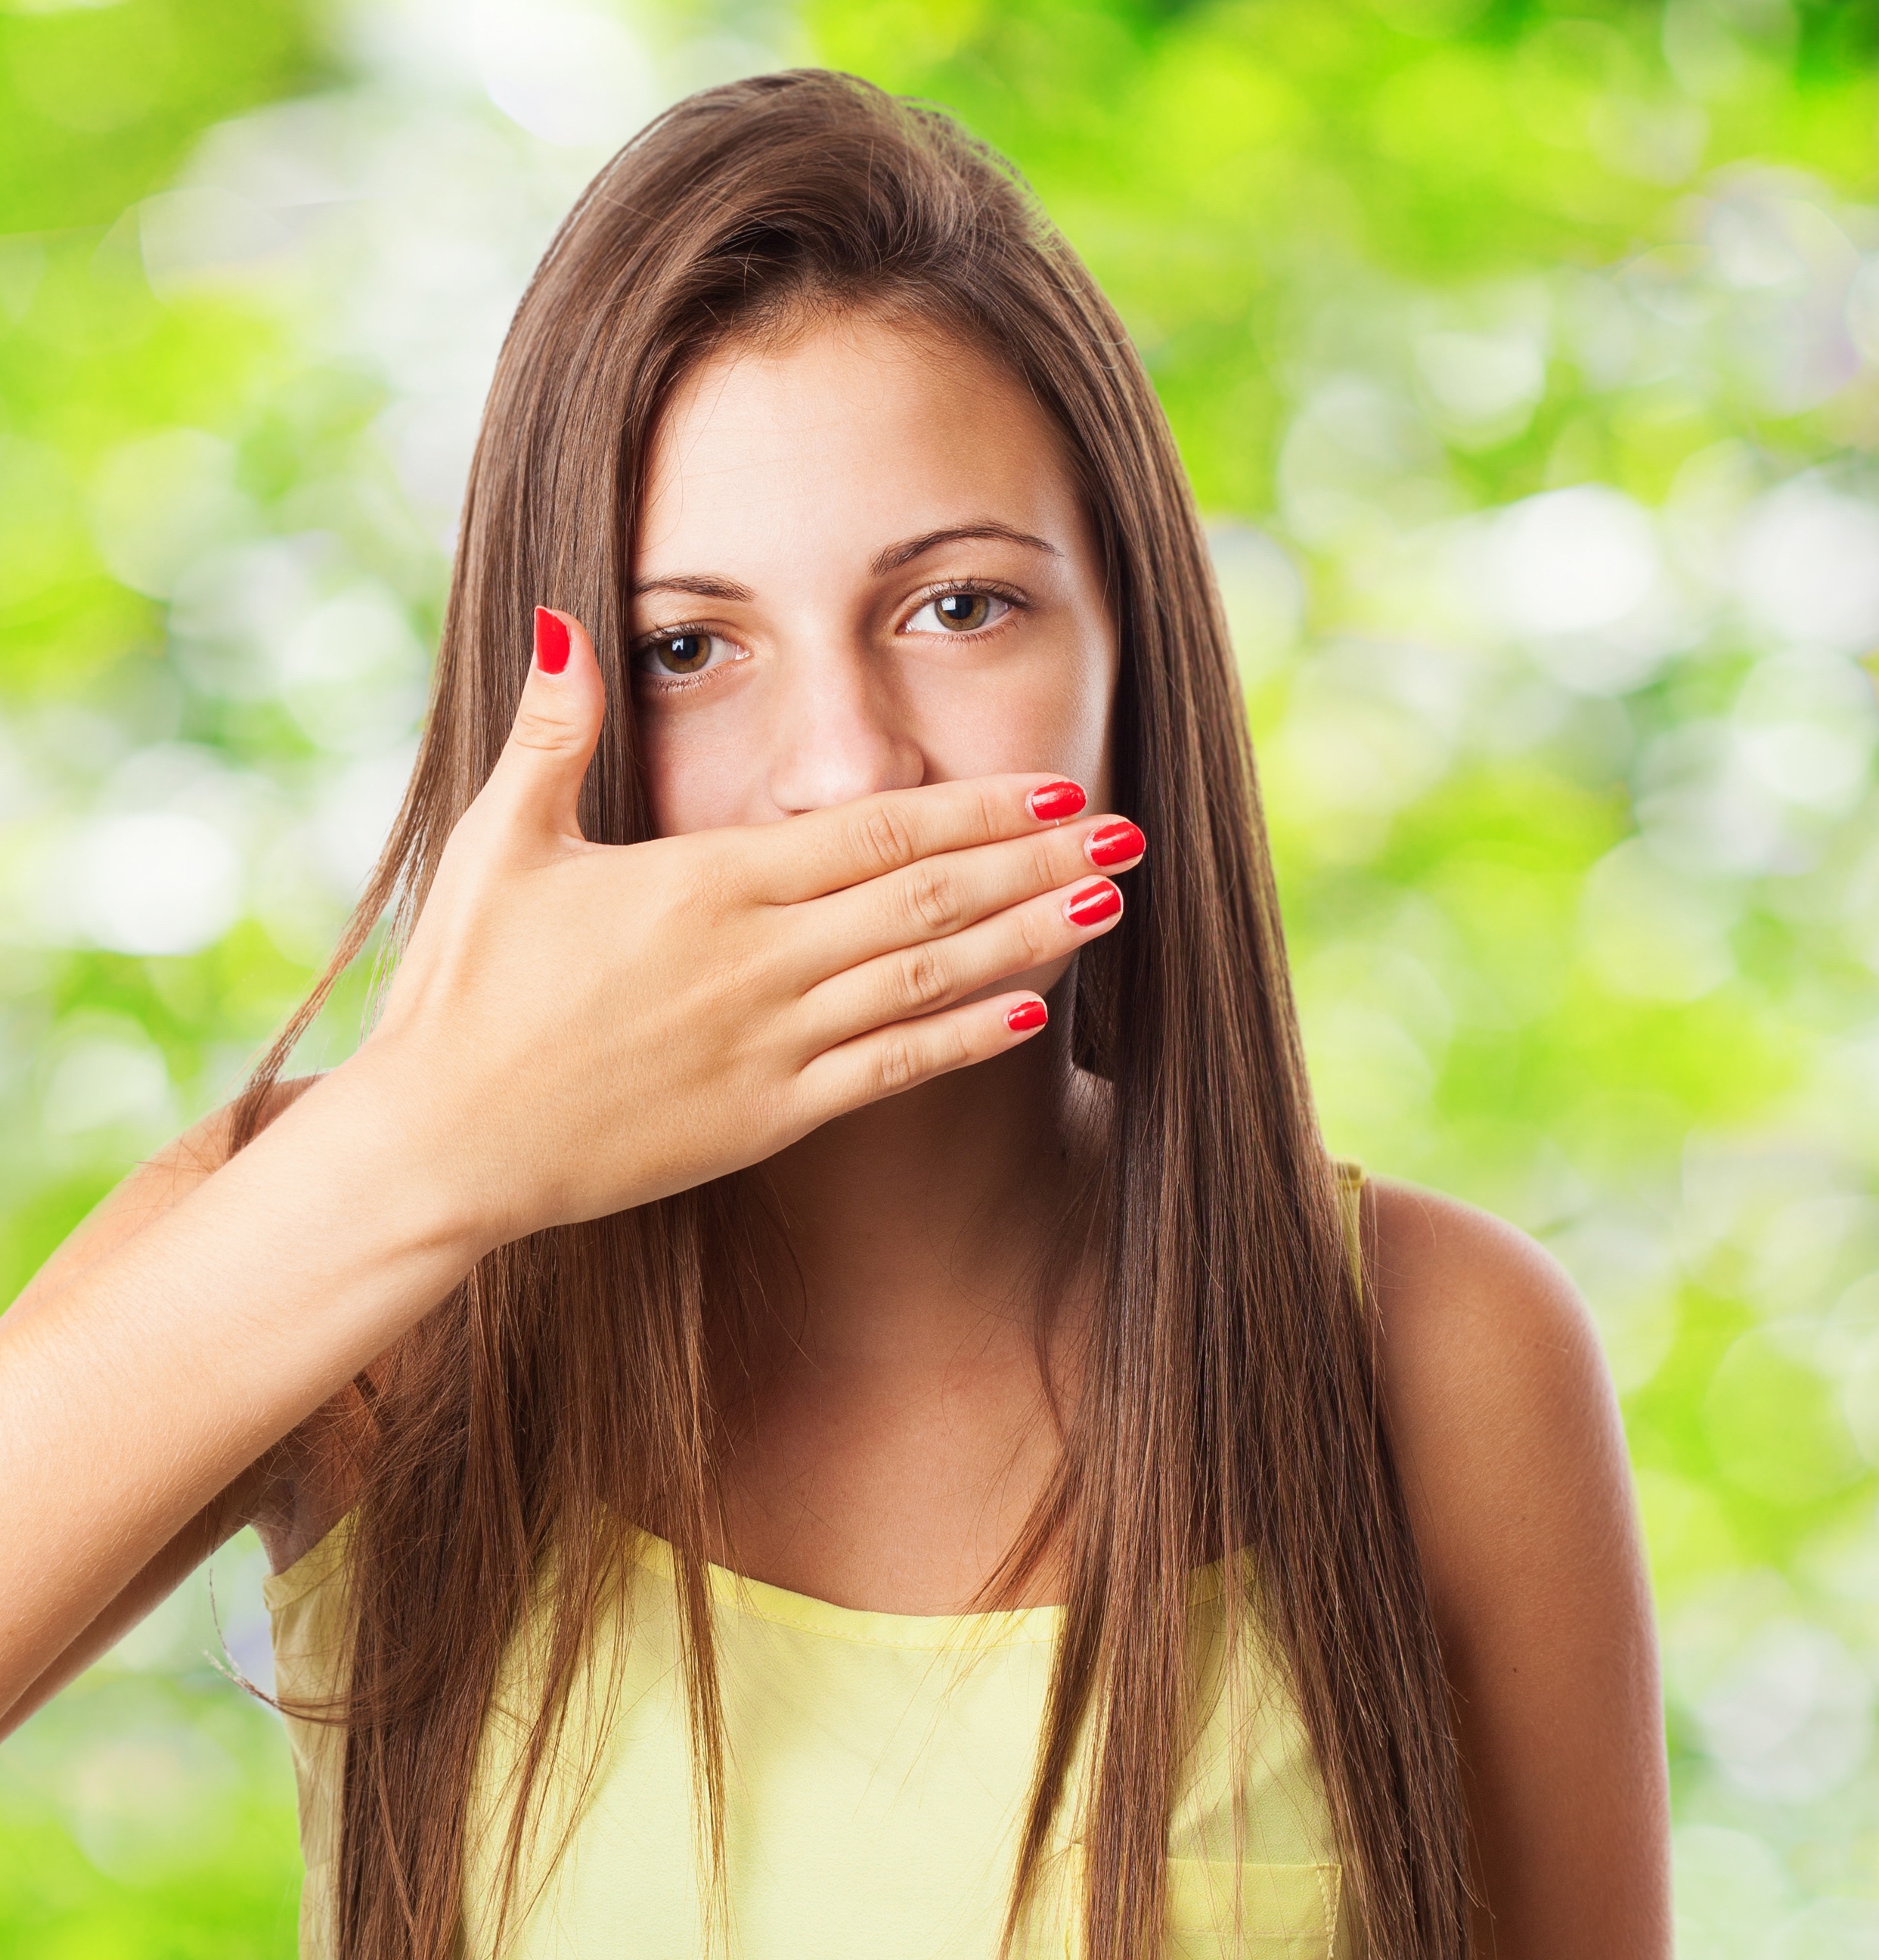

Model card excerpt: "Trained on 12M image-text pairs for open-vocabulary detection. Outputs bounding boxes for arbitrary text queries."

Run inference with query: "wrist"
[271,1045,500,1273]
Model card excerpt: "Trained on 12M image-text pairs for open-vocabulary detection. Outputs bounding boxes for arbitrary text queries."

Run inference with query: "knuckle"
[507,704,583,756]
[856,801,916,874]
[1015,907,1054,967]
[903,864,960,935]
[873,1036,922,1096]
[891,944,949,1014]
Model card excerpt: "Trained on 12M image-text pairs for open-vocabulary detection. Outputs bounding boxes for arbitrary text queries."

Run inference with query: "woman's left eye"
[904,590,1012,635]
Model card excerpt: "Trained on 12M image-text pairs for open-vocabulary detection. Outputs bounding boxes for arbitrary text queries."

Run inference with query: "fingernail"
[1027,780,1086,823]
[1006,999,1049,1033]
[1065,880,1121,928]
[535,606,570,675]
[1086,820,1145,869]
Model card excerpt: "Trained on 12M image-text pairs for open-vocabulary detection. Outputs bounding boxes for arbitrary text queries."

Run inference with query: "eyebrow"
[869,523,1064,575]
[630,523,1064,605]
[629,572,755,601]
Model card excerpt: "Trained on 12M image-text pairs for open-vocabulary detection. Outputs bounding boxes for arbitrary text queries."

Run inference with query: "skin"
[0,314,1669,1957]
[1367,1182,1670,1956]
[631,321,1118,1604]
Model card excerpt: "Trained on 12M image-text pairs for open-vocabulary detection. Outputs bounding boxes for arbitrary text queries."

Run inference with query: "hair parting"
[236,69,1471,1960]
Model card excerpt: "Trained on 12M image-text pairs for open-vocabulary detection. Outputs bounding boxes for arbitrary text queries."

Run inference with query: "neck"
[713,1012,1108,1608]
[750,1023,1105,1372]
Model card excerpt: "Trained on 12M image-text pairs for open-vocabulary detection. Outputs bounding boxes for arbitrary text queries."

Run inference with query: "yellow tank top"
[265,1168,1367,1960]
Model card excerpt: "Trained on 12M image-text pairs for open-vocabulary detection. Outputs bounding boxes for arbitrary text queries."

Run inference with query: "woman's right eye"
[634,631,737,681]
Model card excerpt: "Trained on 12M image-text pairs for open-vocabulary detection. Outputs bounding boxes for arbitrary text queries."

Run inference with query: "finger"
[783,815,1145,980]
[748,774,1093,904]
[476,608,606,845]
[794,876,1125,1053]
[794,991,1053,1124]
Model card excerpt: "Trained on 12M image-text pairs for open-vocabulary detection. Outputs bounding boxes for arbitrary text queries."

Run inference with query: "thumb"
[482,606,606,842]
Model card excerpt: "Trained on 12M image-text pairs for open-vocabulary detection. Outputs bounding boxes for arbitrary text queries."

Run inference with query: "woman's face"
[631,311,1120,873]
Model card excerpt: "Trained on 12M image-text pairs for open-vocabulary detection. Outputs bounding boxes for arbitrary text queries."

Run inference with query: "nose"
[766,638,924,814]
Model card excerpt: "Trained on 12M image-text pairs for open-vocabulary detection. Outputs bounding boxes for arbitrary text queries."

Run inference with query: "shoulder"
[1363,1177,1603,1399]
[1358,1184,1670,1948]
[1361,1178,1637,1645]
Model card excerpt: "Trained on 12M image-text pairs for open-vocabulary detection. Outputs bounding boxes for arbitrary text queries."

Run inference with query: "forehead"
[637,313,1082,564]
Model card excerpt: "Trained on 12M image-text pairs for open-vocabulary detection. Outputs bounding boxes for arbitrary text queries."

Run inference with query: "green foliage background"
[4,0,1878,1952]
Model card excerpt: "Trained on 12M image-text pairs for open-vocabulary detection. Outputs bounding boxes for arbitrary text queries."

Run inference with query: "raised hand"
[0,605,1146,1717]
[356,610,1146,1254]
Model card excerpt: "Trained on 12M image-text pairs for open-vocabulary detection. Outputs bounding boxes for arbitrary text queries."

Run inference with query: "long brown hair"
[237,69,1471,1960]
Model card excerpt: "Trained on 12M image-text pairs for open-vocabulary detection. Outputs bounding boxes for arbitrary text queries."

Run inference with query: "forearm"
[0,1058,479,1723]
[2,1477,255,1735]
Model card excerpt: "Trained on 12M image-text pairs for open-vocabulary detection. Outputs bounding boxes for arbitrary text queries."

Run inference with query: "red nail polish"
[1086,820,1145,868]
[535,606,570,675]
[1027,780,1086,822]
[1065,880,1121,928]
[1006,999,1048,1033]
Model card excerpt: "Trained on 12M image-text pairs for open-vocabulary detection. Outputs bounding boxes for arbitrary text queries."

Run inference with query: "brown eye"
[654,633,712,673]
[903,590,1013,638]
[934,592,991,631]
[632,628,743,688]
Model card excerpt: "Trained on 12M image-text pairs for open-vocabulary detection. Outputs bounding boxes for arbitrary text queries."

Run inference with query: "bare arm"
[1,1078,345,1733]
[14,1078,319,1312]
[0,608,1143,1734]
[5,1458,268,1732]
[1369,1179,1671,1960]
[0,1062,478,1734]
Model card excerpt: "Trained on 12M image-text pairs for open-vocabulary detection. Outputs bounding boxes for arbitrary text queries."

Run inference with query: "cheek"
[637,702,767,836]
[907,636,1116,805]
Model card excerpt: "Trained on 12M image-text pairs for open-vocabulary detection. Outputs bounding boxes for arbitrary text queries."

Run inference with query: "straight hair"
[237,68,1471,1960]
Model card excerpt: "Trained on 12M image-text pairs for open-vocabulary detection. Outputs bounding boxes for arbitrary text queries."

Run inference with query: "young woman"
[0,71,1669,1960]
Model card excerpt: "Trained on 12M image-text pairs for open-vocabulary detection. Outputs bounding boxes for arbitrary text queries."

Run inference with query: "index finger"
[748,775,1090,904]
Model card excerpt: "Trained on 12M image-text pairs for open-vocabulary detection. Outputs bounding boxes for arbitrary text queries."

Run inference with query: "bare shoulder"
[1366,1175,1595,1360]
[1363,1187,1670,1951]
[1363,1177,1634,1633]
[1362,1174,1648,1686]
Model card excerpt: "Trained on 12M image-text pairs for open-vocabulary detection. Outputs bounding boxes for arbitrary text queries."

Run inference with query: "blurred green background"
[4,0,1878,1952]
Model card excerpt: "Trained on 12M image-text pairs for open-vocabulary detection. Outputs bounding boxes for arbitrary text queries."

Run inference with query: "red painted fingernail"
[535,606,570,675]
[1086,820,1146,868]
[1065,880,1121,928]
[1006,999,1048,1033]
[1027,780,1086,822]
